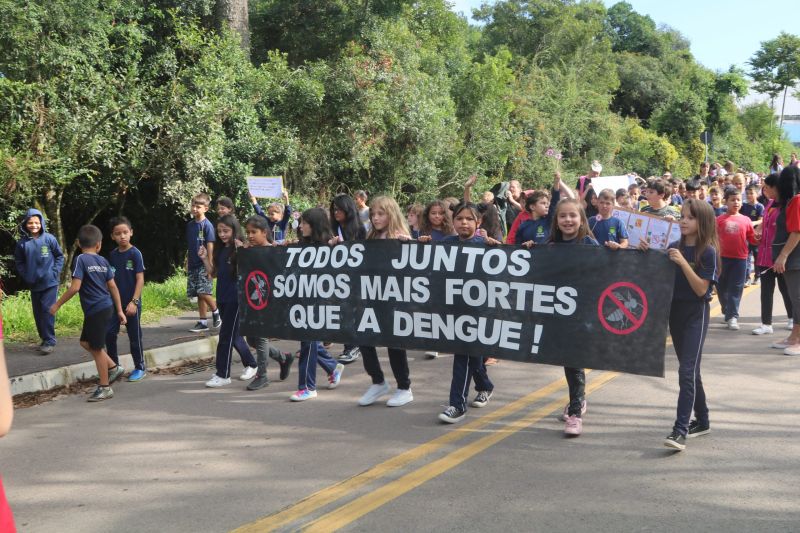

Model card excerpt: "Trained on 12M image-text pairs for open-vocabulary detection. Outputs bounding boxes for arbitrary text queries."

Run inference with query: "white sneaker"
[358,382,390,406]
[205,374,232,388]
[784,344,800,356]
[752,324,773,335]
[424,351,439,359]
[239,366,258,381]
[771,338,792,349]
[726,318,739,331]
[787,319,794,330]
[386,388,413,407]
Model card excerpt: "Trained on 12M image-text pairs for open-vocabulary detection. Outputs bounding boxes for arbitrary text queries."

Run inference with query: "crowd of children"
[12,155,799,453]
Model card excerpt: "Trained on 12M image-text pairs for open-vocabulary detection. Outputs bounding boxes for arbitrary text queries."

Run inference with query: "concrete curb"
[11,336,219,397]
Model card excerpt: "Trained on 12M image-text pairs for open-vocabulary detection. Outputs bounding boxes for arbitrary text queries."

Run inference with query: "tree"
[216,0,249,53]
[749,32,800,128]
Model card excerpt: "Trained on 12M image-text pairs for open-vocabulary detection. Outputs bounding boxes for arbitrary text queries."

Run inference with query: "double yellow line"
[234,286,757,532]
[233,370,616,532]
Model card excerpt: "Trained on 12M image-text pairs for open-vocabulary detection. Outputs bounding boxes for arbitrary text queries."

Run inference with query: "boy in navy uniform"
[14,209,64,354]
[106,217,147,382]
[186,193,221,333]
[50,225,127,402]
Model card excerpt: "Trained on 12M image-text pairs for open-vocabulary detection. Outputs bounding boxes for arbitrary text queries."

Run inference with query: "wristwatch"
[131,298,140,305]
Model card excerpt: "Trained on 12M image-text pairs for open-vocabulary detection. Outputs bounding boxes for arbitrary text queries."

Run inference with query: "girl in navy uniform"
[548,199,599,436]
[358,196,415,407]
[289,208,345,401]
[328,194,368,364]
[661,198,719,451]
[438,203,501,423]
[418,199,456,359]
[198,215,258,388]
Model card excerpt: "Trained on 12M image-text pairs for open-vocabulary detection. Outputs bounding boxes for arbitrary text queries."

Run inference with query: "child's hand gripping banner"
[238,242,674,377]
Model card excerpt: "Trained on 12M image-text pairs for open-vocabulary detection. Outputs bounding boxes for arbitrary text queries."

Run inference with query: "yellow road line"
[302,371,620,532]
[232,373,587,533]
[235,286,755,532]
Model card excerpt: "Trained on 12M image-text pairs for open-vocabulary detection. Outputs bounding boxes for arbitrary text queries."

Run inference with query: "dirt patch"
[12,357,215,409]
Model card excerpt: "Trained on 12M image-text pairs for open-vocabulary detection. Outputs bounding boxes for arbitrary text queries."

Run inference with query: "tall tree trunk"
[216,0,250,56]
[780,86,788,129]
[41,186,71,282]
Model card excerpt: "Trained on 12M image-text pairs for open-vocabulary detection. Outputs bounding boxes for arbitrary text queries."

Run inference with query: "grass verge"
[1,273,196,343]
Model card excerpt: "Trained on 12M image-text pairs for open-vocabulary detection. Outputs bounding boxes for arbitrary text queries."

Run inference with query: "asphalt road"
[2,286,799,532]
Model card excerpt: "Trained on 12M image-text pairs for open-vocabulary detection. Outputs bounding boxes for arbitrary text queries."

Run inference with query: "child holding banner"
[662,198,719,451]
[418,199,456,359]
[438,202,499,424]
[241,216,294,390]
[549,199,599,436]
[197,215,258,388]
[289,208,345,401]
[358,196,415,407]
[328,194,368,365]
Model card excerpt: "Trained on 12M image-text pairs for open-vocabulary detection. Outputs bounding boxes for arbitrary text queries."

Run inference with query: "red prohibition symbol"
[597,281,648,335]
[245,270,270,311]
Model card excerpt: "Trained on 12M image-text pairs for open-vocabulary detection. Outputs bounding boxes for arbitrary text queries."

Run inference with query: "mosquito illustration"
[250,276,268,303]
[606,290,642,329]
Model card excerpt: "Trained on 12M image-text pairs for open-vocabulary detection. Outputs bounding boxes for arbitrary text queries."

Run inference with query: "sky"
[449,0,799,73]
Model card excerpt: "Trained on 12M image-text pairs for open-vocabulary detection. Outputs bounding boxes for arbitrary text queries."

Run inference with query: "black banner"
[238,241,674,377]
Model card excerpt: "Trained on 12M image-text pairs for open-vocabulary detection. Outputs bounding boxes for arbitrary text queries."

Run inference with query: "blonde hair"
[367,196,410,239]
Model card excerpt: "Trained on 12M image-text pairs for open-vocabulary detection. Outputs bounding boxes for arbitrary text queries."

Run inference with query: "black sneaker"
[189,321,209,333]
[279,352,295,381]
[337,347,361,364]
[211,310,222,329]
[663,430,686,451]
[246,374,269,391]
[687,419,710,438]
[438,406,466,424]
[470,390,493,408]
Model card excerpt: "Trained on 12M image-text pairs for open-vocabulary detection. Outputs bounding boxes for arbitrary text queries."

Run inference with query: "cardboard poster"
[246,176,283,199]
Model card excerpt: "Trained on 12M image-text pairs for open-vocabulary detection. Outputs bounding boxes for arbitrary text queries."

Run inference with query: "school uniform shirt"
[712,205,728,217]
[441,235,485,244]
[589,215,628,244]
[716,213,756,259]
[73,253,114,315]
[671,193,684,206]
[215,246,238,304]
[109,246,145,304]
[740,202,764,223]
[669,241,718,302]
[516,217,550,244]
[428,229,454,241]
[559,235,600,246]
[186,218,215,269]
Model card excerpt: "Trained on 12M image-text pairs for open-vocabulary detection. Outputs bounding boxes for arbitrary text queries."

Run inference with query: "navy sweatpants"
[215,301,256,379]
[719,257,747,320]
[106,302,145,371]
[669,299,710,436]
[297,341,337,391]
[31,286,58,347]
[448,355,493,411]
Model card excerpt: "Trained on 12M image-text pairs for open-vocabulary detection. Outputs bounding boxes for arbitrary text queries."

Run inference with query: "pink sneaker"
[564,415,582,436]
[560,400,587,421]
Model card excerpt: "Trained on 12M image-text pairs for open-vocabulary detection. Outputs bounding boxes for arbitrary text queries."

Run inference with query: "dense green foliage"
[0,0,796,282]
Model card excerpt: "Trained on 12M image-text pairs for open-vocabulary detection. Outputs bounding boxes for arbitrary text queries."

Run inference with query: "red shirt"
[716,213,756,259]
